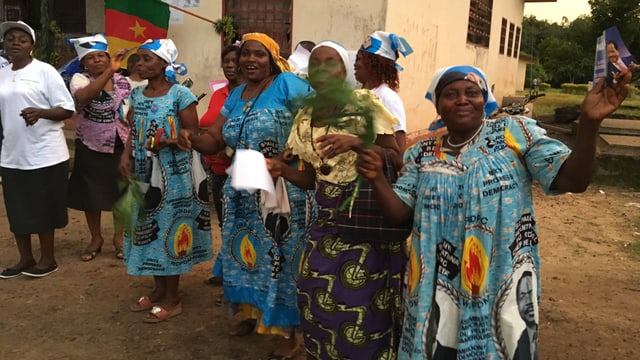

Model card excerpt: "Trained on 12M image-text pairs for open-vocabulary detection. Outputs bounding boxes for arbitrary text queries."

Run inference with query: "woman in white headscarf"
[118,39,212,323]
[267,40,404,359]
[67,34,131,262]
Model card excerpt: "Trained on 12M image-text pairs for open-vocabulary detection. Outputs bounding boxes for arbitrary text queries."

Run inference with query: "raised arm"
[74,49,127,104]
[551,72,631,192]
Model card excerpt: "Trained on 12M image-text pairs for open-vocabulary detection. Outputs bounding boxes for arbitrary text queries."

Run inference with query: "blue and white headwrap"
[425,65,499,125]
[140,39,188,84]
[360,31,413,71]
[68,34,108,61]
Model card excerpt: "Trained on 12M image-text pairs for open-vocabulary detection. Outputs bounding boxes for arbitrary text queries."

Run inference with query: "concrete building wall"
[166,3,224,115]
[291,0,387,51]
[385,0,527,131]
[86,0,105,34]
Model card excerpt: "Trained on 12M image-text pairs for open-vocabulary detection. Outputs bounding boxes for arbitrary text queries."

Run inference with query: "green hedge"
[540,82,551,91]
[560,83,589,95]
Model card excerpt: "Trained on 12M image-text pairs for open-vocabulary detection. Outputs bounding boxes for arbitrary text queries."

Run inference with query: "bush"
[560,83,589,95]
[540,82,551,91]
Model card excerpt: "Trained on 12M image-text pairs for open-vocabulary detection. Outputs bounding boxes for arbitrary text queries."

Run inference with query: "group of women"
[0,19,633,360]
[180,31,631,360]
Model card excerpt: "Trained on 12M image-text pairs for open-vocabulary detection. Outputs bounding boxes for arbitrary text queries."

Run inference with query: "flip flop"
[143,303,183,323]
[129,296,157,312]
[80,246,101,262]
[114,247,124,260]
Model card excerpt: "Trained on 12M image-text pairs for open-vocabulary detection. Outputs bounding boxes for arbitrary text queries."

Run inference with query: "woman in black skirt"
[67,34,131,261]
[0,21,75,278]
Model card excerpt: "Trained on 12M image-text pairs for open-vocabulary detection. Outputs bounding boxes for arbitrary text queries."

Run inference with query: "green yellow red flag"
[104,0,170,56]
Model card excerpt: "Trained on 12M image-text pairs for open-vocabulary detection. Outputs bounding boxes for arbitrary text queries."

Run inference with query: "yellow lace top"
[286,89,397,184]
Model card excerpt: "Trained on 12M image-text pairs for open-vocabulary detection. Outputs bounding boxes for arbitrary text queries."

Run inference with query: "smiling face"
[607,42,620,63]
[308,46,346,90]
[437,80,485,133]
[238,40,272,83]
[135,48,167,80]
[81,51,110,77]
[2,28,34,61]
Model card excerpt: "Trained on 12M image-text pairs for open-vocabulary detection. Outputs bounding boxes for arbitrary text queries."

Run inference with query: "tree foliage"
[522,1,640,86]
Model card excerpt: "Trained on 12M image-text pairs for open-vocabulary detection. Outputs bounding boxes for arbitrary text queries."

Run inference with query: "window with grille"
[467,0,493,48]
[499,18,507,55]
[506,22,515,57]
[513,26,521,58]
[224,0,293,57]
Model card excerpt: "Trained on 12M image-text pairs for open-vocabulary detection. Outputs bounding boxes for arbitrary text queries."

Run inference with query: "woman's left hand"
[582,71,631,123]
[265,158,286,178]
[316,134,362,158]
[20,107,43,126]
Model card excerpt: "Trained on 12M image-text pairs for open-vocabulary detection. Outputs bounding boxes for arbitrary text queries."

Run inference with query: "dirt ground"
[1,182,639,360]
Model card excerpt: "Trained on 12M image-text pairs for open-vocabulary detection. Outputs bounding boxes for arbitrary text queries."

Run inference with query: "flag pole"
[167,3,215,24]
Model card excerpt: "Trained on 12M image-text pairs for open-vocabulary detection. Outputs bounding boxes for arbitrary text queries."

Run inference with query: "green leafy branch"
[297,72,377,214]
[213,15,237,44]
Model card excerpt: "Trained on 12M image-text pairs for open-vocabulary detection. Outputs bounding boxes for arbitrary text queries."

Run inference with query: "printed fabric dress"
[287,90,405,360]
[124,84,213,275]
[216,72,315,330]
[394,116,570,360]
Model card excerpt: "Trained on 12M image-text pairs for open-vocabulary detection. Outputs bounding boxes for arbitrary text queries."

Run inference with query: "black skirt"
[2,161,69,234]
[67,138,124,212]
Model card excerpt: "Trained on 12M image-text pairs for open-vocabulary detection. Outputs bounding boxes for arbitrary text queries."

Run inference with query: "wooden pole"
[167,3,215,24]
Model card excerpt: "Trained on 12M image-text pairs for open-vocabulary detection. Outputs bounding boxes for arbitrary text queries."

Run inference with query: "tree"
[538,37,592,85]
[589,0,640,54]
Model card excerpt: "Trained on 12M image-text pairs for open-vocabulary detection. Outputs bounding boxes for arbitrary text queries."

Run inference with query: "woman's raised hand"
[111,48,129,73]
[582,71,631,123]
[177,129,193,151]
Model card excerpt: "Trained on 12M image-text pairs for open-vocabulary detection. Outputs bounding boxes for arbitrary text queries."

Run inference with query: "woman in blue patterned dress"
[179,33,314,358]
[119,39,212,323]
[355,66,631,359]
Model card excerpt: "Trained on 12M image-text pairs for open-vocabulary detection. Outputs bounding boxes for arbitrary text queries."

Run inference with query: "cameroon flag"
[105,0,170,56]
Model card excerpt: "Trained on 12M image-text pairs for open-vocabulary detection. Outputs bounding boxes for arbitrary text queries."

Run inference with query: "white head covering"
[287,43,311,76]
[360,30,413,70]
[0,21,36,44]
[68,34,108,61]
[310,40,357,88]
[139,39,187,83]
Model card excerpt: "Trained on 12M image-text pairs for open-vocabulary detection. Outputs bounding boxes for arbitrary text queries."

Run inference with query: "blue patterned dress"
[123,85,213,275]
[395,116,570,360]
[216,72,315,328]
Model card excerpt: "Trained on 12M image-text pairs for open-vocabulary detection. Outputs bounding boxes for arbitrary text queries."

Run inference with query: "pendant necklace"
[310,124,332,175]
[446,123,484,148]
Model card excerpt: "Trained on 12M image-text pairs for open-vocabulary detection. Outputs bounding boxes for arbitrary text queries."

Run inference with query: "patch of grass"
[517,88,640,118]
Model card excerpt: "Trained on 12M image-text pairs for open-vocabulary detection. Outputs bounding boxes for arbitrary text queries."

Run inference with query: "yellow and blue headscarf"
[360,31,413,71]
[140,38,187,83]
